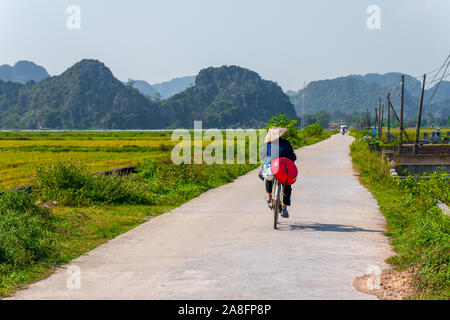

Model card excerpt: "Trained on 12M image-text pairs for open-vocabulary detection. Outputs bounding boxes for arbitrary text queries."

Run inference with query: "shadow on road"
[278,223,384,233]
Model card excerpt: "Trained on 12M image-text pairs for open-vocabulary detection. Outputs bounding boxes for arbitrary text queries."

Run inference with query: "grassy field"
[0,127,336,191]
[350,130,449,299]
[0,123,335,297]
[375,127,449,139]
[0,162,257,297]
[0,131,177,190]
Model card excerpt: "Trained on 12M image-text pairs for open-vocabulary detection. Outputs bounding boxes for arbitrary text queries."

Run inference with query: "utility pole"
[388,99,410,142]
[378,98,382,138]
[398,75,405,154]
[366,108,370,130]
[301,82,306,129]
[387,94,391,140]
[413,74,427,154]
[374,108,378,135]
[381,104,384,140]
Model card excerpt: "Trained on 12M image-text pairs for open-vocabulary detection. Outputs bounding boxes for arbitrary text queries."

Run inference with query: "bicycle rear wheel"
[272,180,282,230]
[273,201,279,229]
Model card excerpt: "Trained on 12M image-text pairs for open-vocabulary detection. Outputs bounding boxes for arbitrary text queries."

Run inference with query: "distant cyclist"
[260,127,297,218]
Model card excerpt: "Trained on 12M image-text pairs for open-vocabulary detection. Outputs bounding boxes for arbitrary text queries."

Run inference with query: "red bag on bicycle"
[270,157,298,185]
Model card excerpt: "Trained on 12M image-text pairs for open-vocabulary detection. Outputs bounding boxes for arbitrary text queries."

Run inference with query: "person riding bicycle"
[260,127,297,218]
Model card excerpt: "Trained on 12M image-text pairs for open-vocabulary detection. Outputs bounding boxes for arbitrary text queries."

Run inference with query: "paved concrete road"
[9,134,393,300]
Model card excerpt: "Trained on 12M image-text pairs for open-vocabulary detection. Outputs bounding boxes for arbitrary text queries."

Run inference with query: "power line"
[425,53,450,85]
[423,65,445,77]
[426,72,450,87]
[421,53,450,78]
[378,54,450,135]
[386,54,450,98]
[410,55,449,93]
[423,58,450,110]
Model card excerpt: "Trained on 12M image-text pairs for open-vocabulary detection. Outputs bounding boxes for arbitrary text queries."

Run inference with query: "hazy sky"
[1,0,449,90]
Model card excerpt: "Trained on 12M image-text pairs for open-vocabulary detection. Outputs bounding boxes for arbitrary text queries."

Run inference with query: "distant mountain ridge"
[0,61,49,84]
[153,76,195,100]
[126,80,160,100]
[126,76,195,100]
[160,66,296,128]
[2,59,446,129]
[0,60,195,101]
[0,60,296,129]
[0,60,161,129]
[289,72,450,120]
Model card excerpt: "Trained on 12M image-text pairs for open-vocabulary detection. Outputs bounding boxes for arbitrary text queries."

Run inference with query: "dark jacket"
[260,138,297,165]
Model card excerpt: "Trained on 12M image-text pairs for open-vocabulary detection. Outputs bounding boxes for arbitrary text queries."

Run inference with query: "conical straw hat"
[264,127,288,143]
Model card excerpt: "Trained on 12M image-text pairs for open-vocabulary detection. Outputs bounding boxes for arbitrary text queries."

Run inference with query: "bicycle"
[271,178,285,230]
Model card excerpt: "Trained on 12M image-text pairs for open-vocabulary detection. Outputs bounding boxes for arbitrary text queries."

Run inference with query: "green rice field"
[0,131,178,190]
